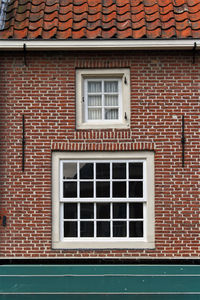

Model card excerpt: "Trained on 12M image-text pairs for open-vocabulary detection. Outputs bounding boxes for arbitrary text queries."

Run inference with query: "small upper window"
[76,69,130,129]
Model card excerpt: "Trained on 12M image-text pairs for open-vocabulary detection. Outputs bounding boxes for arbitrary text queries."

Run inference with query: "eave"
[0,39,199,51]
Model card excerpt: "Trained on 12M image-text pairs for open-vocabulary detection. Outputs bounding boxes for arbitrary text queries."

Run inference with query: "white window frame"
[52,151,155,249]
[76,69,130,129]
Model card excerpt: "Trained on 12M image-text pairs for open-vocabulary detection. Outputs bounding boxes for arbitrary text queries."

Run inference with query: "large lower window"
[52,152,155,249]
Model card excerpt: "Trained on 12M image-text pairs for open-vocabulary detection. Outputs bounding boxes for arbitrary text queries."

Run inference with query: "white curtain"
[105,109,118,120]
[87,80,119,120]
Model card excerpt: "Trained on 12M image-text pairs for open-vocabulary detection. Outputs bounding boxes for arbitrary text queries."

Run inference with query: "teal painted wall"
[0,265,200,299]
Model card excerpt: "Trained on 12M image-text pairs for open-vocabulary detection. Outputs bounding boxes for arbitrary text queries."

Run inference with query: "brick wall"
[0,50,199,258]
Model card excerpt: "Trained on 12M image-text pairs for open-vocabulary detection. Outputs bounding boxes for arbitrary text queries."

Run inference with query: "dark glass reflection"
[113,203,126,219]
[97,222,110,237]
[80,203,94,219]
[80,221,94,237]
[97,203,110,219]
[64,203,77,219]
[63,163,77,179]
[80,163,93,179]
[113,182,126,197]
[129,221,143,237]
[64,221,77,237]
[96,182,110,197]
[112,163,126,179]
[96,163,110,179]
[63,182,77,198]
[129,163,143,179]
[129,203,143,219]
[80,182,93,198]
[113,222,126,237]
[129,182,143,198]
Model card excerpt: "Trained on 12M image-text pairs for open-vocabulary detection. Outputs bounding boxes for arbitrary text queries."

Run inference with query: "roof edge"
[0,39,199,51]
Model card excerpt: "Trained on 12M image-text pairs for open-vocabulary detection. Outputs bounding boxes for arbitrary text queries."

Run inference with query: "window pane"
[129,163,143,179]
[80,182,93,198]
[113,182,126,198]
[104,81,118,93]
[88,81,101,93]
[97,222,110,237]
[64,221,77,237]
[129,182,143,198]
[113,222,126,237]
[80,203,94,219]
[64,203,77,219]
[129,203,143,219]
[88,108,102,120]
[63,163,77,179]
[129,221,143,237]
[80,221,94,237]
[105,95,118,106]
[80,163,93,179]
[105,109,118,120]
[97,203,110,219]
[63,182,77,198]
[113,203,126,219]
[96,163,110,179]
[96,182,110,197]
[88,95,102,106]
[113,163,126,179]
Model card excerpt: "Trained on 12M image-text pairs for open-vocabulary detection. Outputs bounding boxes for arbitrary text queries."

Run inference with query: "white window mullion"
[94,163,96,238]
[102,80,105,120]
[110,202,113,238]
[77,202,80,238]
[85,79,88,122]
[118,79,122,122]
[60,203,64,240]
[94,202,96,238]
[127,202,129,238]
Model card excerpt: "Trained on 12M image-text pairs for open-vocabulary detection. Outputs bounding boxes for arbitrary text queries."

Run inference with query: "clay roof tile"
[0,0,199,39]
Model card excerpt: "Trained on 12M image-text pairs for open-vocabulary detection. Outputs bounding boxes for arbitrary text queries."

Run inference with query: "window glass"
[129,163,143,179]
[113,203,126,219]
[80,163,93,179]
[129,182,143,198]
[104,81,118,93]
[63,182,77,198]
[112,163,126,179]
[63,163,77,179]
[80,203,94,219]
[88,81,102,93]
[64,203,77,219]
[96,163,110,179]
[97,203,110,219]
[64,222,77,238]
[96,182,110,197]
[80,182,93,198]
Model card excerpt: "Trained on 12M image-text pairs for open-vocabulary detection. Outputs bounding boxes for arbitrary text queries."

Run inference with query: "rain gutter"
[0,39,199,51]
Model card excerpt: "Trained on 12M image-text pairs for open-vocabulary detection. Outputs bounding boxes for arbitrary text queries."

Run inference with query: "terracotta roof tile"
[56,28,72,38]
[28,27,43,39]
[132,26,146,38]
[58,18,72,30]
[0,0,200,39]
[13,27,28,39]
[130,3,144,14]
[162,26,176,37]
[132,18,145,29]
[29,19,43,31]
[192,19,200,29]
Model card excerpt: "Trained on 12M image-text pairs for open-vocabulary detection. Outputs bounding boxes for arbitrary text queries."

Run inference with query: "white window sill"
[76,121,130,130]
[52,240,155,249]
